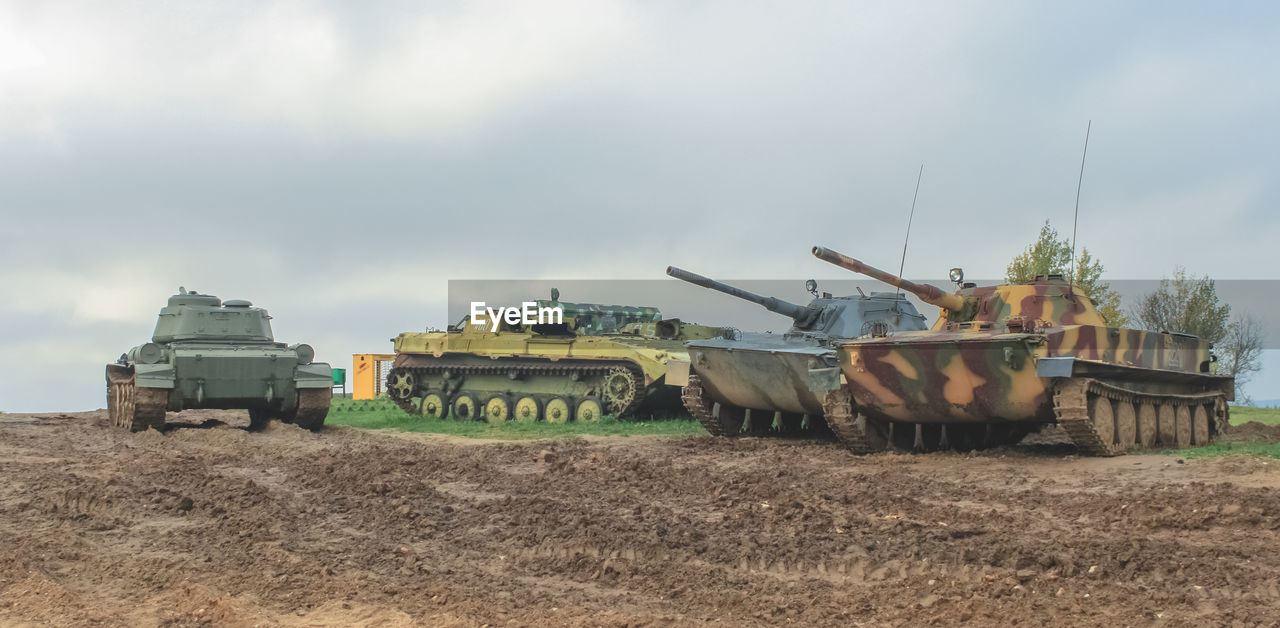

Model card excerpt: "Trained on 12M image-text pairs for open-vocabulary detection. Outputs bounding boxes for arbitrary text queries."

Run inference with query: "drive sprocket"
[601,366,639,415]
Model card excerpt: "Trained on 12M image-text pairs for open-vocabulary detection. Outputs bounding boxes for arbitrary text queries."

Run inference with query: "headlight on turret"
[291,343,315,365]
[137,342,165,364]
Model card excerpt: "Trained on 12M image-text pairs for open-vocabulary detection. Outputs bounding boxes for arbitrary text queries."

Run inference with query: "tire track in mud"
[2,411,1280,625]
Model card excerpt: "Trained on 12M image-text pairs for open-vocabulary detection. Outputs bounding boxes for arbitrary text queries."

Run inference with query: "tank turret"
[811,245,1107,328]
[666,266,818,327]
[152,290,274,342]
[810,247,966,312]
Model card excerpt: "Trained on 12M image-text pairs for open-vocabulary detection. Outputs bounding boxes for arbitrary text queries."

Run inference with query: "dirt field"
[3,411,1280,626]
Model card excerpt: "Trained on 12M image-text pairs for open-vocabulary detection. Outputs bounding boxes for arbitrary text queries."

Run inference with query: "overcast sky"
[2,1,1278,412]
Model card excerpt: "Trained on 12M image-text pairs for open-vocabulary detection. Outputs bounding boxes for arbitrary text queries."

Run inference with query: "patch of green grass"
[326,397,706,440]
[1178,441,1280,460]
[1228,405,1280,426]
[331,397,401,414]
[1165,406,1280,459]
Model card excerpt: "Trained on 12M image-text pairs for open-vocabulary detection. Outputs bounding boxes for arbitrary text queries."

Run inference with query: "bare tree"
[1218,315,1265,403]
[1134,269,1264,402]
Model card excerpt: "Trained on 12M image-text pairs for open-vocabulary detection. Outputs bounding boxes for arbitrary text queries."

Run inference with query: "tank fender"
[807,367,843,392]
[1036,356,1075,378]
[134,363,176,388]
[666,359,691,387]
[295,363,334,388]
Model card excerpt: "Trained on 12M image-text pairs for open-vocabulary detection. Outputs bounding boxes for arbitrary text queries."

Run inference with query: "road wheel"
[1114,401,1136,452]
[1192,405,1211,445]
[421,393,448,419]
[544,397,571,424]
[115,381,134,429]
[1157,404,1177,446]
[1136,403,1158,448]
[1174,405,1192,449]
[576,397,604,422]
[485,396,511,425]
[107,377,125,428]
[453,394,480,421]
[513,396,540,423]
[1090,395,1115,450]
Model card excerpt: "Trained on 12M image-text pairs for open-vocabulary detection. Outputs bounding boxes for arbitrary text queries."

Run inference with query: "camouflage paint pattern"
[393,301,723,387]
[811,247,1232,425]
[534,299,661,335]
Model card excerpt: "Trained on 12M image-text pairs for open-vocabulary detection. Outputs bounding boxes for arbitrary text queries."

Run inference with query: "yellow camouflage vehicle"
[811,246,1234,456]
[386,292,727,423]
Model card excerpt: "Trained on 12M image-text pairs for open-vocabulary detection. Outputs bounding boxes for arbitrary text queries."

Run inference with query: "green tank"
[386,291,728,423]
[105,288,334,432]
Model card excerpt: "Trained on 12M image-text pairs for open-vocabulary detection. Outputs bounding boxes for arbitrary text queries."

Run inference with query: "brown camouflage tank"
[810,246,1234,456]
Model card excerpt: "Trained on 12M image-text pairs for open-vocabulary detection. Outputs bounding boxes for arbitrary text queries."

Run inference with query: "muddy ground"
[2,411,1280,626]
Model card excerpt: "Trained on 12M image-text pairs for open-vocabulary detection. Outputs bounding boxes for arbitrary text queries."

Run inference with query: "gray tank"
[665,266,928,437]
[105,288,333,432]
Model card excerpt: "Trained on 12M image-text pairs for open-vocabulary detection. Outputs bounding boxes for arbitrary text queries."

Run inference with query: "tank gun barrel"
[811,246,967,312]
[666,266,813,322]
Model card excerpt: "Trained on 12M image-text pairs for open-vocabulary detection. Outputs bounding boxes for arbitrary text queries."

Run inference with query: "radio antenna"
[896,163,925,298]
[1070,120,1091,287]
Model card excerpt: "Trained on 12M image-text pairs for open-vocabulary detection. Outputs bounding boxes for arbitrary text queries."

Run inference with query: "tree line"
[1005,221,1263,403]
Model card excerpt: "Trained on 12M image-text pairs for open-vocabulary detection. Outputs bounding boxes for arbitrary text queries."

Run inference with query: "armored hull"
[106,289,333,432]
[813,247,1234,455]
[387,296,725,423]
[685,333,831,417]
[665,267,928,437]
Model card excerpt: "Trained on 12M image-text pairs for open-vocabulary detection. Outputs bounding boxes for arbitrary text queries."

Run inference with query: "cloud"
[2,2,1280,410]
[0,0,643,144]
[1080,175,1268,277]
[0,266,176,324]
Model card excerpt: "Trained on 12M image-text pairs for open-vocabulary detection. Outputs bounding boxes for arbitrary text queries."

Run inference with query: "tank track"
[106,371,167,432]
[391,390,417,417]
[683,375,831,438]
[821,388,888,454]
[388,360,646,419]
[1053,377,1228,456]
[290,388,332,431]
[822,392,1035,455]
[681,374,736,437]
